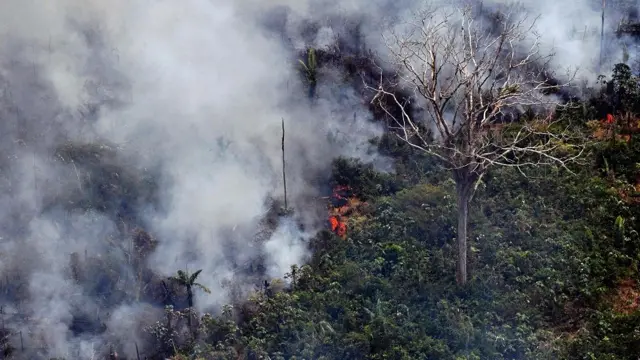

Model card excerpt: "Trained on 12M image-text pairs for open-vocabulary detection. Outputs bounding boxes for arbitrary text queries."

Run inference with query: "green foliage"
[330,157,401,200]
[596,135,640,183]
[169,269,211,309]
[169,270,208,292]
[594,63,640,115]
[298,48,318,84]
[35,62,640,359]
[151,78,640,356]
[387,182,456,244]
[299,48,318,98]
[184,98,640,358]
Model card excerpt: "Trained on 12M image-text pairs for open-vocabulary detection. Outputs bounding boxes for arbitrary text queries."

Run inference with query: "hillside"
[1,1,640,359]
[164,70,640,358]
[15,63,639,360]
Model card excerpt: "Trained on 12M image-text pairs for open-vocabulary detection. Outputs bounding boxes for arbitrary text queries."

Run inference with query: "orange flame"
[326,185,366,238]
[606,113,615,124]
[594,113,640,143]
[329,216,339,232]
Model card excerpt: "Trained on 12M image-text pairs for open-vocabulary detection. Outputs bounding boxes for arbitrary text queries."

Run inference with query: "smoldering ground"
[0,0,389,358]
[0,0,636,358]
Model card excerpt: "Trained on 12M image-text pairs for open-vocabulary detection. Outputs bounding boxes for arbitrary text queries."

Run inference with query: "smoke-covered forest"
[1,0,640,359]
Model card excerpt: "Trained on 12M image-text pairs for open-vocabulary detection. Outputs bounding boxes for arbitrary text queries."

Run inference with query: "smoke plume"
[0,0,636,358]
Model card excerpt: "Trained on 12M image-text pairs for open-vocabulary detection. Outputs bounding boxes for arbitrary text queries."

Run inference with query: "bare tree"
[369,4,583,285]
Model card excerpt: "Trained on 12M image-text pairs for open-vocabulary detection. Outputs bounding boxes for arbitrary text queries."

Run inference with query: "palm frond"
[194,282,211,294]
[189,269,203,284]
[169,270,189,285]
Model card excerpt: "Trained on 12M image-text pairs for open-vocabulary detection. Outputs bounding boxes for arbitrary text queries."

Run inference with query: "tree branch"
[366,3,582,176]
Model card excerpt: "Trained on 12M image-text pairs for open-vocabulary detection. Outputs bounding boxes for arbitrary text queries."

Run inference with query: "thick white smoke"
[0,0,388,357]
[0,0,635,358]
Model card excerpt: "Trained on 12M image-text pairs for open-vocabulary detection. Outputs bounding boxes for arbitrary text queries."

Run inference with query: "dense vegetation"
[4,6,640,359]
[117,63,640,359]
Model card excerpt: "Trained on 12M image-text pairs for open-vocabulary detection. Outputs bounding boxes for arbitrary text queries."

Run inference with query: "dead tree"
[282,118,288,211]
[370,4,583,285]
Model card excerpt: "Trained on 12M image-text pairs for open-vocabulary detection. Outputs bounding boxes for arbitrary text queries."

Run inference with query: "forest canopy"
[1,0,640,359]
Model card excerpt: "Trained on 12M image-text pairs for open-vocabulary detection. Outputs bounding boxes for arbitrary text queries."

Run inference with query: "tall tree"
[601,63,640,114]
[370,4,583,284]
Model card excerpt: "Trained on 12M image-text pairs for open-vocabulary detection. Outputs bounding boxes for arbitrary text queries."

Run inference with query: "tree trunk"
[187,286,193,330]
[187,286,193,308]
[308,83,316,100]
[455,182,472,285]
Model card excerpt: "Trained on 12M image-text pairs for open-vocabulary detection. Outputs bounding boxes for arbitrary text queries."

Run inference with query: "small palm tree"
[168,269,211,308]
[298,48,318,99]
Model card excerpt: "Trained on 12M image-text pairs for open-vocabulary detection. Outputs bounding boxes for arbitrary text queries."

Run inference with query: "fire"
[329,216,339,231]
[593,112,640,143]
[606,113,615,124]
[326,185,365,238]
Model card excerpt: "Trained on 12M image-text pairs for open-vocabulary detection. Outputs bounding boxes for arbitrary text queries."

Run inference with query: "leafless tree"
[369,4,584,285]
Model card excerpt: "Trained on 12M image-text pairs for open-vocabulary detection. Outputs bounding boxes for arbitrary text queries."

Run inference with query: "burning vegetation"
[327,185,367,238]
[591,112,640,142]
[1,1,640,358]
[588,112,640,203]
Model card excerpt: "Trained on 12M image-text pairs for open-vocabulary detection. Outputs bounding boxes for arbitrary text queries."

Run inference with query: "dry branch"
[367,4,584,284]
